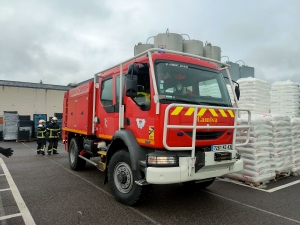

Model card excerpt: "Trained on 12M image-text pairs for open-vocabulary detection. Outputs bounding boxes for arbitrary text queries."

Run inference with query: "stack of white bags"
[226,84,235,104]
[262,114,293,174]
[228,114,276,184]
[291,117,300,175]
[236,77,270,114]
[270,80,300,117]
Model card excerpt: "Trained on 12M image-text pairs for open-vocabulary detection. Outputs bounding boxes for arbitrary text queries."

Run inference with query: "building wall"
[0,86,66,118]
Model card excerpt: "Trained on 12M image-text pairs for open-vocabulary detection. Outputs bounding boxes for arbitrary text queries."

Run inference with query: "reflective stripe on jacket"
[37,126,46,138]
[47,123,60,138]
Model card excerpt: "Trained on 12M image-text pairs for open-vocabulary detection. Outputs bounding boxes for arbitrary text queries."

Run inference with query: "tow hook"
[234,153,241,160]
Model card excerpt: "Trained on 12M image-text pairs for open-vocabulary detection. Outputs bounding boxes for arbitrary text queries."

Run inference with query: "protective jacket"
[37,125,46,138]
[47,123,60,138]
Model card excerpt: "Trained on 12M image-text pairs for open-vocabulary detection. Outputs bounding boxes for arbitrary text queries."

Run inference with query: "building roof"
[0,80,72,91]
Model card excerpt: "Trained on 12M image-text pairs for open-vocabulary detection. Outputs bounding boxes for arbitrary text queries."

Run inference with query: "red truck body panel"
[63,82,94,135]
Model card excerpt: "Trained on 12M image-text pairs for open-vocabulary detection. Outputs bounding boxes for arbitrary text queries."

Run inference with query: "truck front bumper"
[145,151,243,184]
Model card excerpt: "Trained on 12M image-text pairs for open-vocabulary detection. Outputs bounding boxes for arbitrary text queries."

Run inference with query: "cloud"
[0,0,299,86]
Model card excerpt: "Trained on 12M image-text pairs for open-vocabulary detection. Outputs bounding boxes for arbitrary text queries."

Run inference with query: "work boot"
[53,151,59,155]
[37,150,40,154]
[41,151,45,155]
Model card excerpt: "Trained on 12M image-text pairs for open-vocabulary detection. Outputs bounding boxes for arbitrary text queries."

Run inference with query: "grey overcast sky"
[0,0,299,86]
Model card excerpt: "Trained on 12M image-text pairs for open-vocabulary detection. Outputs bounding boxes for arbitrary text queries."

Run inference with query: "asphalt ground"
[0,141,300,225]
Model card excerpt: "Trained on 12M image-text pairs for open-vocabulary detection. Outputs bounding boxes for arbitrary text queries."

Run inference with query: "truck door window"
[132,64,151,110]
[116,75,125,103]
[101,78,113,106]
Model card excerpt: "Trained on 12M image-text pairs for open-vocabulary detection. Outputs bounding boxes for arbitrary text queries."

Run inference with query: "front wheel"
[108,150,150,206]
[69,137,86,170]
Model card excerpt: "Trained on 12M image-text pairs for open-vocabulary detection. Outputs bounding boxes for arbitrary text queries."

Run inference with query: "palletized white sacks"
[270,80,300,117]
[228,114,276,183]
[291,117,300,175]
[226,84,235,104]
[236,77,271,114]
[260,114,293,173]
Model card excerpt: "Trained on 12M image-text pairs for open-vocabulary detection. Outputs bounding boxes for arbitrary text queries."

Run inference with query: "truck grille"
[185,131,224,140]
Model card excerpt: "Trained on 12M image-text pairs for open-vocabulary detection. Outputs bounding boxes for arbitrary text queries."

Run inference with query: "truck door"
[95,77,116,139]
[123,65,155,146]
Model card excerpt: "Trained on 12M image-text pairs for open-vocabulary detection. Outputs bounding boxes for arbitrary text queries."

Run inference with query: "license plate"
[211,144,232,151]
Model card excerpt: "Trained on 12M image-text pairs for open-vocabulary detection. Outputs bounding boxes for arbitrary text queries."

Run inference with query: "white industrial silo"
[134,42,154,56]
[154,30,183,52]
[183,40,204,56]
[203,42,221,61]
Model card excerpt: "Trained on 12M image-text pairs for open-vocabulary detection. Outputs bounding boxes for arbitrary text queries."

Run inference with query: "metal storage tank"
[203,43,221,61]
[239,65,255,78]
[221,62,240,83]
[154,32,183,52]
[134,43,154,56]
[183,40,204,56]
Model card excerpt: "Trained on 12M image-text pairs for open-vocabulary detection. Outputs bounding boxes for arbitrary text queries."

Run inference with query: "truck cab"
[62,48,250,206]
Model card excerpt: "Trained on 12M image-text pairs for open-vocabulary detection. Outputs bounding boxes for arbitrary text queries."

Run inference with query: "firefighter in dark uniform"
[36,119,46,155]
[46,117,60,155]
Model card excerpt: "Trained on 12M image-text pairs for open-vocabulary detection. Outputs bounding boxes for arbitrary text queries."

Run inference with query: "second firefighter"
[37,119,47,155]
[46,117,60,155]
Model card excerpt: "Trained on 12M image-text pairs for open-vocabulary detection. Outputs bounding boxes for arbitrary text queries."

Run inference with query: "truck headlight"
[147,155,179,167]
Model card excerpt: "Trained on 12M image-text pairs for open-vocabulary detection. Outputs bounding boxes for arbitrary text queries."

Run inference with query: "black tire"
[108,150,150,206]
[182,178,215,190]
[69,137,86,170]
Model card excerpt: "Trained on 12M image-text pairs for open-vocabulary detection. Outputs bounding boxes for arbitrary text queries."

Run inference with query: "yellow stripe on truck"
[209,109,218,117]
[170,107,235,118]
[219,109,227,117]
[171,106,183,115]
[197,108,207,117]
[227,110,234,117]
[185,108,194,116]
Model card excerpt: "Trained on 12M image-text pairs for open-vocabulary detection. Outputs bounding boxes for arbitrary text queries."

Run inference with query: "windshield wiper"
[202,102,230,107]
[160,98,200,105]
[161,98,230,107]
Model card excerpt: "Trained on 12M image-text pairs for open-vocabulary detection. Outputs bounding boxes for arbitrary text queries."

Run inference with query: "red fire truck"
[62,48,250,206]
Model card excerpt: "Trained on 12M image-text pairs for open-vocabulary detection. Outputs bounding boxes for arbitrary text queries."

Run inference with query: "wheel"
[69,137,86,170]
[182,178,215,189]
[108,150,150,206]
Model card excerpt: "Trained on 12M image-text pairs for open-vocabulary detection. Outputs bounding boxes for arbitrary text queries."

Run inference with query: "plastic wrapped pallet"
[3,111,18,141]
[291,117,300,175]
[260,114,293,174]
[227,114,276,184]
[270,80,300,117]
[236,77,271,114]
[226,84,235,104]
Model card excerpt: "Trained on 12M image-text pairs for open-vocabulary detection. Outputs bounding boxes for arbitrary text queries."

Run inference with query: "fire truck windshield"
[155,61,232,107]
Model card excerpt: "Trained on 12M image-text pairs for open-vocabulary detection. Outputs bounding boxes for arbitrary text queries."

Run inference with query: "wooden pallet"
[291,172,300,176]
[221,175,262,187]
[275,171,290,179]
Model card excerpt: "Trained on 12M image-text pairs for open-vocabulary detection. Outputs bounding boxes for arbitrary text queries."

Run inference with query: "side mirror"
[126,75,138,97]
[137,85,144,92]
[235,85,240,101]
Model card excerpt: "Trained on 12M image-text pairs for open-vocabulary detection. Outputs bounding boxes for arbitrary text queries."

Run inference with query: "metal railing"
[163,103,251,158]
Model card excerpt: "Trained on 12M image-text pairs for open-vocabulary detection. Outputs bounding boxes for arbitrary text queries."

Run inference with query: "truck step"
[97,161,106,171]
